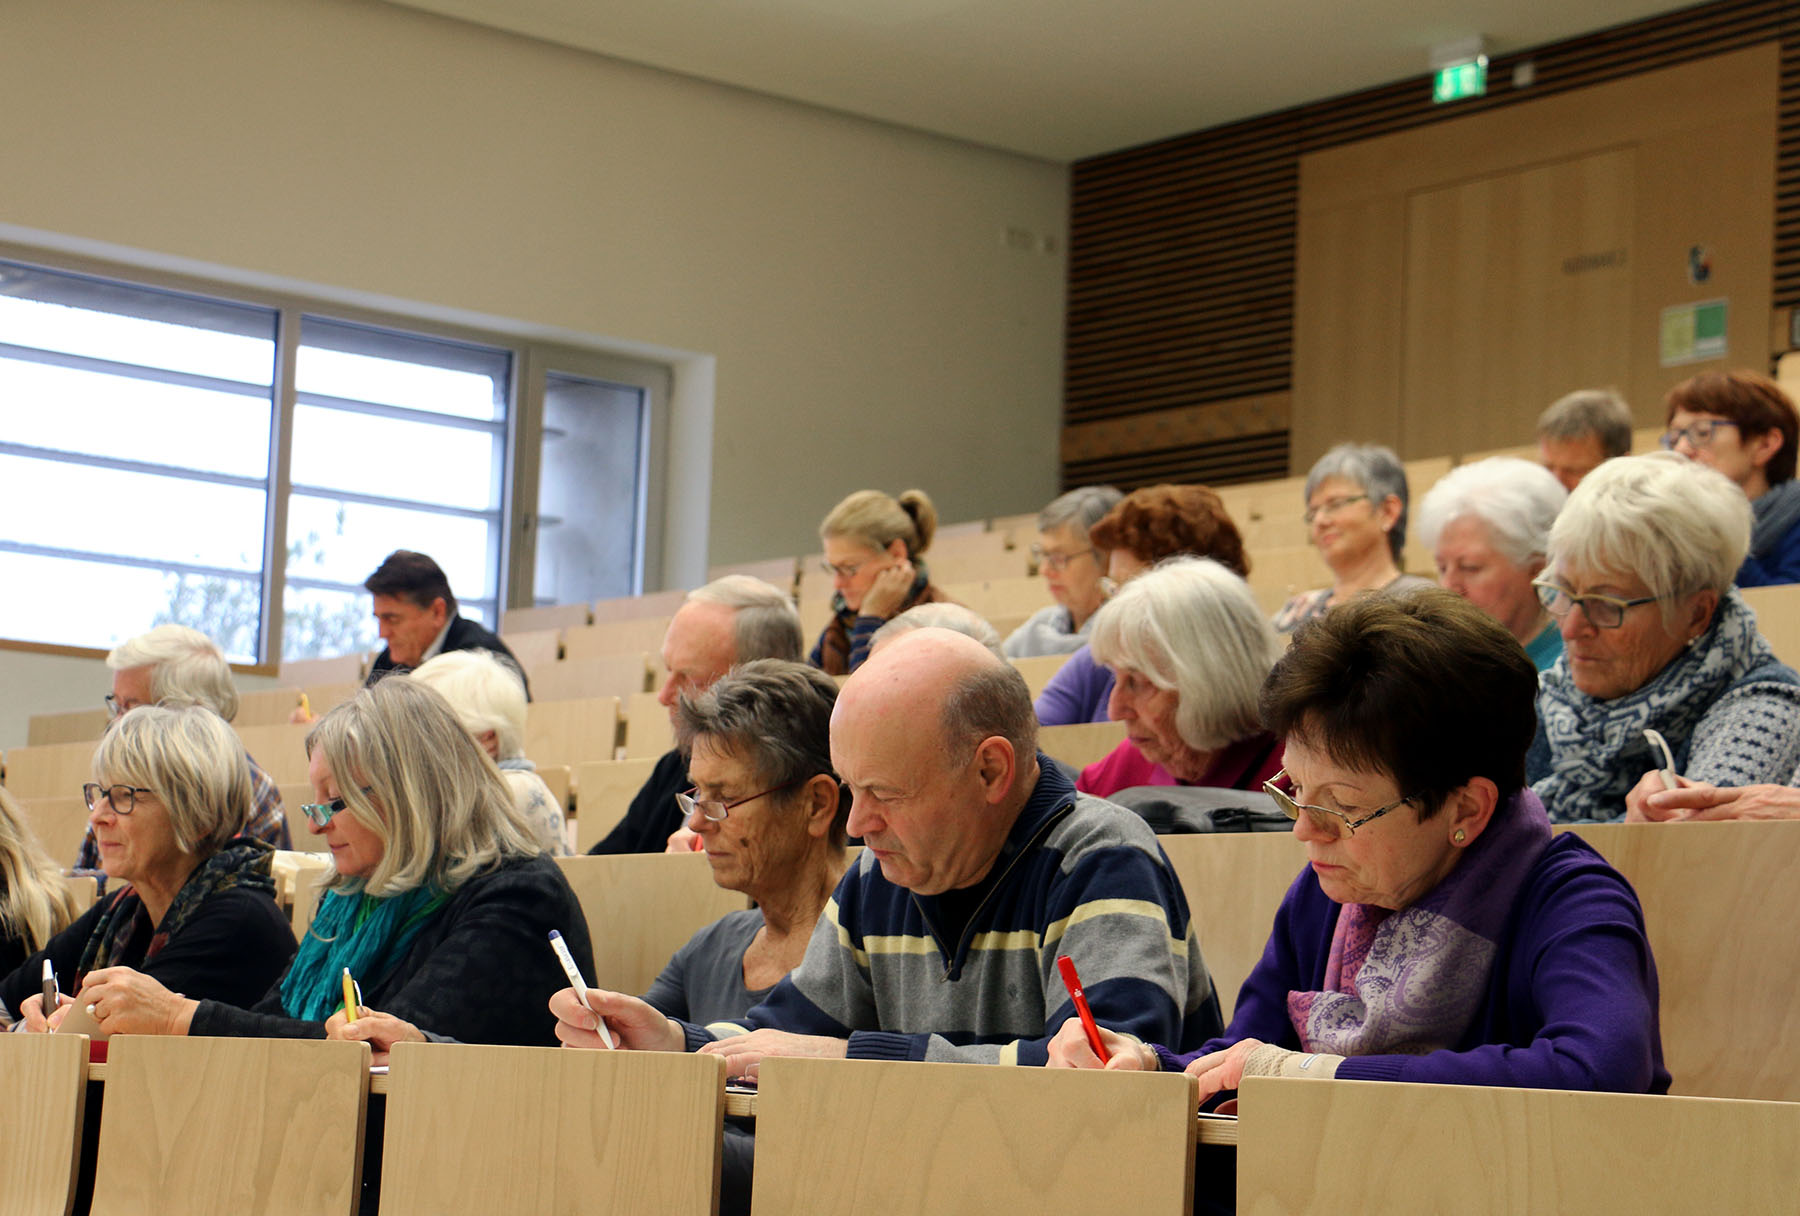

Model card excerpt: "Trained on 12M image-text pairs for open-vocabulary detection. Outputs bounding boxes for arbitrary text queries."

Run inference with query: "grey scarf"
[1750,480,1800,559]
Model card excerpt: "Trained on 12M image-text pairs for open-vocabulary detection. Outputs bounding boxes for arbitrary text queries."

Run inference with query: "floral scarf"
[75,836,275,985]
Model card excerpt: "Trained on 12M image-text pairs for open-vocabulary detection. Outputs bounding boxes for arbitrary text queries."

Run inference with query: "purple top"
[1154,832,1669,1094]
[1032,645,1116,726]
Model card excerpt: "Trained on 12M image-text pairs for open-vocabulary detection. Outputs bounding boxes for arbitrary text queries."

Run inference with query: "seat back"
[752,1057,1197,1215]
[499,627,562,672]
[27,707,110,746]
[563,617,671,662]
[1008,652,1071,700]
[529,654,652,704]
[379,1042,724,1216]
[523,697,622,770]
[19,795,93,864]
[1158,832,1306,1020]
[277,653,367,686]
[234,686,307,727]
[1,741,98,801]
[0,1032,88,1216]
[623,691,674,760]
[554,854,749,995]
[500,602,591,634]
[1740,584,1800,668]
[1038,721,1126,771]
[232,723,313,785]
[573,758,660,852]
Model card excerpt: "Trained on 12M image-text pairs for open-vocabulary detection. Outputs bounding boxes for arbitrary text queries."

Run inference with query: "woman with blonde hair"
[810,487,951,674]
[0,787,82,979]
[56,677,592,1053]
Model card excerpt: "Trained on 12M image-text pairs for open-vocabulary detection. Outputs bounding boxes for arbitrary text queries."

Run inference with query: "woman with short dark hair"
[1662,370,1800,586]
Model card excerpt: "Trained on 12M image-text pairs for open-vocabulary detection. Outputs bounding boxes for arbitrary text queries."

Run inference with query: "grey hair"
[1038,486,1124,546]
[1304,443,1410,560]
[305,677,543,899]
[1088,556,1280,750]
[872,602,1004,658]
[93,704,250,857]
[107,625,239,722]
[1537,388,1634,458]
[409,649,529,760]
[1548,451,1750,629]
[687,575,804,663]
[1415,457,1569,567]
[674,659,846,845]
[940,655,1039,770]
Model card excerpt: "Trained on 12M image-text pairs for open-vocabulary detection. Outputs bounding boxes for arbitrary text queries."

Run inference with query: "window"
[0,250,671,665]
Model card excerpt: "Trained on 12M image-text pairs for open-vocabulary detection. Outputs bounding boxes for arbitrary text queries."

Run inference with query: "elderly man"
[74,625,288,868]
[1536,388,1634,492]
[589,575,804,854]
[363,550,525,693]
[556,627,1220,1064]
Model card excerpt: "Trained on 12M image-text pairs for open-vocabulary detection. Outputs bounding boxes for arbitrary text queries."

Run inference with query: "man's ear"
[972,736,1016,805]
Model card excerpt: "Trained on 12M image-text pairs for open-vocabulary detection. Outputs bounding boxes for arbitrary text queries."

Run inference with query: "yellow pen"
[299,691,312,721]
[342,967,358,1023]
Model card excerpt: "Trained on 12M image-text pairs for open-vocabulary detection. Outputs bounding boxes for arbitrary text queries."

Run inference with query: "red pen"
[1056,955,1111,1064]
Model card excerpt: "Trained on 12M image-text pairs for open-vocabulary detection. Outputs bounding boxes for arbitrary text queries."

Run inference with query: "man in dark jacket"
[364,549,528,697]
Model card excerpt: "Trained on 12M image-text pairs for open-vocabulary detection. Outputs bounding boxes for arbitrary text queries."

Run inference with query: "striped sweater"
[683,757,1222,1064]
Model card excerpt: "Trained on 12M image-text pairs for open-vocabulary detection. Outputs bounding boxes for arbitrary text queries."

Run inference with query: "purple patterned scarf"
[1287,789,1552,1056]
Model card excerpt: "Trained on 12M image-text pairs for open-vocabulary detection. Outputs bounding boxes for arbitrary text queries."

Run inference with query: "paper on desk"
[54,1001,108,1040]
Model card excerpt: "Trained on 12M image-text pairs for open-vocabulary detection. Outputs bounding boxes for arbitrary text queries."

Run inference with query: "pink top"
[1076,732,1285,799]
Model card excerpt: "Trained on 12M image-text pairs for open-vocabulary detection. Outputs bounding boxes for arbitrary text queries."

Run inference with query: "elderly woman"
[0,787,83,982]
[1050,590,1668,1112]
[810,487,950,675]
[1076,557,1283,799]
[3,705,294,1028]
[1662,370,1800,587]
[411,648,569,856]
[1036,484,1250,726]
[58,678,592,1050]
[1273,443,1432,633]
[1002,485,1123,659]
[1416,457,1568,671]
[1528,452,1800,823]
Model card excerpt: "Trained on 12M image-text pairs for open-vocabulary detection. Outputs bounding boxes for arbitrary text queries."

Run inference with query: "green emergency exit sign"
[1433,58,1488,104]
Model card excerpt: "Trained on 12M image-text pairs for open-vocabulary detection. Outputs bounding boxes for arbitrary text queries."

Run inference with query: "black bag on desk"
[1104,785,1291,835]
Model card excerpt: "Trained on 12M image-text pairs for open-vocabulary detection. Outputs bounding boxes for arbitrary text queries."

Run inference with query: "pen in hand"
[341,967,359,1024]
[549,929,612,1048]
[42,960,59,1028]
[1056,955,1111,1064]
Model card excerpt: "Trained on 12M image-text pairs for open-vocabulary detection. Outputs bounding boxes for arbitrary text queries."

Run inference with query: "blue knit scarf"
[280,885,447,1021]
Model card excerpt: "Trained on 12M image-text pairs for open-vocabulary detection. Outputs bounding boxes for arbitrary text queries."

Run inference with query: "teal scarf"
[280,885,447,1021]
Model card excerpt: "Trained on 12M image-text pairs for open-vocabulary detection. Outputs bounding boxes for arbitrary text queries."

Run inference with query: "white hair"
[872,603,1004,658]
[107,625,239,722]
[94,704,251,857]
[1416,457,1569,566]
[410,649,529,760]
[1087,556,1281,750]
[687,575,804,662]
[1548,451,1750,627]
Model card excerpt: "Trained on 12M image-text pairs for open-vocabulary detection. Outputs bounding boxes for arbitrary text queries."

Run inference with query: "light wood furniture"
[301,680,362,720]
[27,706,109,746]
[574,758,660,852]
[500,602,591,634]
[0,1032,88,1216]
[89,1036,368,1216]
[752,1057,1198,1215]
[988,510,1041,537]
[563,617,671,662]
[706,556,798,593]
[538,763,572,810]
[624,691,674,760]
[529,653,652,705]
[277,784,330,853]
[234,686,307,727]
[929,544,1032,586]
[1740,584,1800,669]
[940,576,1051,622]
[1159,832,1307,1021]
[523,697,622,771]
[499,627,562,672]
[554,854,749,996]
[61,873,100,908]
[1236,1076,1800,1214]
[278,653,366,686]
[1,740,97,800]
[379,1042,724,1216]
[592,587,690,623]
[19,795,93,863]
[1243,544,1332,617]
[1038,721,1127,771]
[271,850,332,942]
[232,723,313,785]
[1008,653,1072,701]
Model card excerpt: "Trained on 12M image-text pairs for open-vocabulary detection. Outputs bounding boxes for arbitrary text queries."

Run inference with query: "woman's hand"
[1630,774,1800,822]
[1624,769,1700,822]
[16,991,73,1034]
[1183,1037,1266,1104]
[1046,1017,1157,1070]
[75,967,198,1036]
[549,987,685,1052]
[325,1008,425,1065]
[858,560,916,621]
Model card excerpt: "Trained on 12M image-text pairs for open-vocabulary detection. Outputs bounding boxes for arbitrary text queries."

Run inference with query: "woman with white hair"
[1527,452,1800,822]
[4,705,294,1027]
[1003,485,1123,659]
[0,787,83,981]
[1273,443,1432,634]
[58,678,592,1052]
[1416,457,1569,671]
[411,649,569,856]
[1076,557,1285,799]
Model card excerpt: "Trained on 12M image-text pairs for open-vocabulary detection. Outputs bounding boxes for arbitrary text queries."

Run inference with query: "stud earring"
[1453,828,1467,844]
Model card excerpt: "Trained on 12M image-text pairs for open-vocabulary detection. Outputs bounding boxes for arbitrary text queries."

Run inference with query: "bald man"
[553,627,1220,1069]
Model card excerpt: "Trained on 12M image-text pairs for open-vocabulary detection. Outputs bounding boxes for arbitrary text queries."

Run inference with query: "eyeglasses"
[83,783,154,815]
[300,786,375,828]
[1302,494,1369,526]
[1660,419,1739,451]
[677,777,808,824]
[103,694,145,720]
[820,558,870,580]
[1030,544,1095,572]
[1532,579,1664,630]
[1262,769,1417,839]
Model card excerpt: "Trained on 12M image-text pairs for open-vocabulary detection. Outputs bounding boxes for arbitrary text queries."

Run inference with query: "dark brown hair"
[1088,484,1249,577]
[364,550,458,615]
[1664,371,1798,485]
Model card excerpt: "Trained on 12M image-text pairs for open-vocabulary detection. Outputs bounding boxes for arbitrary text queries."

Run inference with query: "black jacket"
[367,613,529,699]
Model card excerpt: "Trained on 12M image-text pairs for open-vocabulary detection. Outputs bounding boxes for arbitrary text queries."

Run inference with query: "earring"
[1453,828,1467,844]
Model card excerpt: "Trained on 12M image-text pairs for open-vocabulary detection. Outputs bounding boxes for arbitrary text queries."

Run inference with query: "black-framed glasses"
[103,694,144,720]
[1262,769,1417,839]
[1532,579,1664,630]
[1660,418,1739,451]
[300,786,374,828]
[83,783,153,815]
[1302,494,1369,526]
[1030,544,1095,572]
[677,777,808,824]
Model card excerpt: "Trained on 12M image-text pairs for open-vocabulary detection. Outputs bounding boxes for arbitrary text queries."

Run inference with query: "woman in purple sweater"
[1050,588,1669,1102]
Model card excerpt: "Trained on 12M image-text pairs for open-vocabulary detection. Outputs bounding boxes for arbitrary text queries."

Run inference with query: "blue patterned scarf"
[280,885,447,1021]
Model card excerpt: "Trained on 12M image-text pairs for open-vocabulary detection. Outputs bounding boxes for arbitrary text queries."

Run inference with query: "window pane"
[0,551,259,661]
[297,318,507,420]
[280,585,378,663]
[290,405,499,511]
[286,495,496,596]
[535,373,645,605]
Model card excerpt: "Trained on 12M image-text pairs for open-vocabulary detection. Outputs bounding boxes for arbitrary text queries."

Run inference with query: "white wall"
[0,0,1068,746]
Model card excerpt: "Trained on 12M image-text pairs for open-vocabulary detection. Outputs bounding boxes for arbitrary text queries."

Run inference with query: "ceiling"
[388,0,1700,162]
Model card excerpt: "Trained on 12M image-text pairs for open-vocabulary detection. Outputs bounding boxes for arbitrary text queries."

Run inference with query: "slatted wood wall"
[1064,0,1800,491]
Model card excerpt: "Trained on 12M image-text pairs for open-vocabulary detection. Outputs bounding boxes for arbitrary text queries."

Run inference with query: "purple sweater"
[1033,645,1116,726]
[1155,832,1670,1093]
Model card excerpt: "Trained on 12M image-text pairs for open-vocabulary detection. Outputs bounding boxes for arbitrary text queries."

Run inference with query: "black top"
[367,613,530,700]
[0,885,295,1019]
[189,854,593,1046]
[588,747,690,855]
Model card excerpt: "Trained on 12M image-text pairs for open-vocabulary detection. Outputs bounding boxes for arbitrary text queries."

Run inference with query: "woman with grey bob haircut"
[1,705,294,1030]
[1003,485,1123,659]
[62,677,595,1058]
[1273,443,1432,634]
[1527,451,1800,822]
[1416,457,1569,671]
[1076,557,1286,799]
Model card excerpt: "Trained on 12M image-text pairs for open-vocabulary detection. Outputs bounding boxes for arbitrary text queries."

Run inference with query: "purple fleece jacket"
[1154,832,1670,1093]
